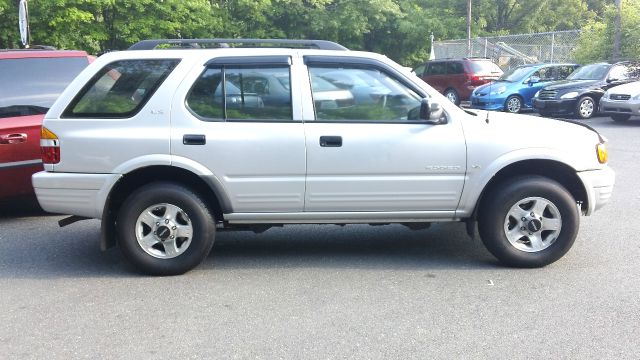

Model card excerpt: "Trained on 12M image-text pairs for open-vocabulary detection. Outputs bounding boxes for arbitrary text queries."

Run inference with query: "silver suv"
[33,39,615,275]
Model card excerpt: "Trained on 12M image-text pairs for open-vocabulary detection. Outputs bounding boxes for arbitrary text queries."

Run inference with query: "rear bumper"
[577,167,615,216]
[32,172,121,218]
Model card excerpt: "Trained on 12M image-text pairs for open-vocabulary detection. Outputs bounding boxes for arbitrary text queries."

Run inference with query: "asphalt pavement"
[0,115,639,359]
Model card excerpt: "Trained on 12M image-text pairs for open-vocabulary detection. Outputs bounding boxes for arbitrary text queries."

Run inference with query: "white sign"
[18,0,29,47]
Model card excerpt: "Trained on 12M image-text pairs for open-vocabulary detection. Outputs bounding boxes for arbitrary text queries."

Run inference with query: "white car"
[33,39,614,275]
[600,80,640,122]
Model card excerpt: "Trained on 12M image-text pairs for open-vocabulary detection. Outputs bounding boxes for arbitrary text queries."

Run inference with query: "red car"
[413,57,503,105]
[0,49,92,205]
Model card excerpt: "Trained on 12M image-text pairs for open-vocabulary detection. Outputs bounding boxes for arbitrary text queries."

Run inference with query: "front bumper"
[600,98,640,116]
[532,98,577,115]
[470,95,506,111]
[577,166,615,216]
[32,172,121,218]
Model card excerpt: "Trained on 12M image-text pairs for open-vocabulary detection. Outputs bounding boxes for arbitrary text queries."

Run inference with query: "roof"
[0,49,89,60]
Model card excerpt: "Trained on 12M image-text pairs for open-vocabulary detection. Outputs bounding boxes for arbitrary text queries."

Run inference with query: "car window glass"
[533,67,553,81]
[308,66,422,122]
[568,64,610,80]
[427,62,446,76]
[0,57,89,119]
[65,59,179,118]
[447,62,464,75]
[187,66,292,121]
[555,66,575,80]
[469,60,502,74]
[608,64,640,81]
[413,64,426,76]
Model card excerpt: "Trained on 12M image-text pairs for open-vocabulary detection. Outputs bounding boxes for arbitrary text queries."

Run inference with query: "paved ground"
[1,115,639,359]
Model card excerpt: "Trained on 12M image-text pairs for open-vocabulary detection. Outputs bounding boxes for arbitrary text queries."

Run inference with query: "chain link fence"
[434,30,581,70]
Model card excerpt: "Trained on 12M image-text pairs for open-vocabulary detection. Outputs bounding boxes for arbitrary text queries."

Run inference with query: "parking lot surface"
[1,115,639,359]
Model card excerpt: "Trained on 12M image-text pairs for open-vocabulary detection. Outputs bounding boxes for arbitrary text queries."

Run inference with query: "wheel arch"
[100,165,227,250]
[473,159,588,220]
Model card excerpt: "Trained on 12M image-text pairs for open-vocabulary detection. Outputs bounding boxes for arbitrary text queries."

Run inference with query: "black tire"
[443,89,460,106]
[611,114,631,122]
[504,95,523,113]
[117,182,216,276]
[478,176,579,268]
[574,96,596,119]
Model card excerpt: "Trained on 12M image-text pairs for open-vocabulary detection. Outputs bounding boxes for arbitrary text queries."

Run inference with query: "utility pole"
[612,0,622,61]
[467,0,472,57]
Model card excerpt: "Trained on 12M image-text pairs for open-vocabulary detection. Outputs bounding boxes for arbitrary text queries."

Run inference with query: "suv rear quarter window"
[63,59,180,118]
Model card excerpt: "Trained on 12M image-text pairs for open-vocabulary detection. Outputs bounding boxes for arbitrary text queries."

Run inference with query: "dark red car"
[413,57,503,105]
[0,49,92,205]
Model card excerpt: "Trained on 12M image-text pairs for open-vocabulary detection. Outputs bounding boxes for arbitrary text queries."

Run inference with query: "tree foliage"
[0,0,627,66]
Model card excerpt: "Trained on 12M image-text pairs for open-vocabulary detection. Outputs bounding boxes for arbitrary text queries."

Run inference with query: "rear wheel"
[611,114,631,122]
[478,176,579,268]
[117,182,216,275]
[575,96,595,119]
[444,89,460,106]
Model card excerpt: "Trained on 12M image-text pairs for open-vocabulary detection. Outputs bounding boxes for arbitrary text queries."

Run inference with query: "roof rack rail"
[128,39,348,51]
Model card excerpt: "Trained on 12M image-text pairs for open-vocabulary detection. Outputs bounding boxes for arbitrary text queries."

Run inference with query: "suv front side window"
[308,66,422,122]
[64,59,180,118]
[187,66,292,121]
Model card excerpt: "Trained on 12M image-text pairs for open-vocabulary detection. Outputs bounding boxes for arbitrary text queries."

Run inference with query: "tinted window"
[0,57,88,119]
[187,66,292,121]
[413,64,426,76]
[469,60,502,74]
[447,62,464,75]
[427,62,446,76]
[309,66,422,122]
[64,59,179,118]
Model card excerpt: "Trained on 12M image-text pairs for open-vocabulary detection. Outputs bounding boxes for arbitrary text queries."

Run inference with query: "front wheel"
[611,114,631,122]
[505,95,522,113]
[117,182,216,275]
[575,96,596,119]
[478,176,579,268]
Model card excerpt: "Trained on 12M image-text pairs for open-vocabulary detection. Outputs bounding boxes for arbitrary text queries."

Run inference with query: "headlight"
[633,94,640,100]
[596,143,608,164]
[560,91,579,99]
[534,90,541,98]
[602,92,610,99]
[490,86,507,95]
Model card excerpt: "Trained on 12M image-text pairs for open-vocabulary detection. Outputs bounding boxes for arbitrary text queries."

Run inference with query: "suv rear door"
[302,56,466,214]
[172,55,306,213]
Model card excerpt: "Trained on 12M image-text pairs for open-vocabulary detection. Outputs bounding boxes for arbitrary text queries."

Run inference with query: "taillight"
[40,127,60,164]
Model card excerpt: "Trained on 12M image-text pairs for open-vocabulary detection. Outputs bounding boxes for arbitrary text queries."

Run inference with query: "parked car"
[0,49,92,204]
[412,58,503,105]
[532,61,640,119]
[599,80,640,122]
[33,38,614,275]
[470,63,578,113]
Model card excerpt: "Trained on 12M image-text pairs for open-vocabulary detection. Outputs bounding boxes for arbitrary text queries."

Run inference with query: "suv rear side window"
[64,59,179,118]
[469,60,502,74]
[0,57,88,119]
[187,66,292,121]
[447,62,464,75]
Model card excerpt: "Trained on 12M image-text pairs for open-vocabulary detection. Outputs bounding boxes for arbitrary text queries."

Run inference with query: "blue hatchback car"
[470,63,579,113]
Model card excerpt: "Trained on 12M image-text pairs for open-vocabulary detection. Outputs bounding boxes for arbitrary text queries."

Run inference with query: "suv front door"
[173,56,306,213]
[303,58,467,215]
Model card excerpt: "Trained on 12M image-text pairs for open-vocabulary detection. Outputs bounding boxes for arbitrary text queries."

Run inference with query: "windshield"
[499,66,534,82]
[469,60,502,74]
[0,57,89,118]
[567,64,610,80]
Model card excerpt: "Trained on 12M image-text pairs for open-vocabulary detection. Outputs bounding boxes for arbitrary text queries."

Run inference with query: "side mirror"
[607,77,619,83]
[409,98,445,124]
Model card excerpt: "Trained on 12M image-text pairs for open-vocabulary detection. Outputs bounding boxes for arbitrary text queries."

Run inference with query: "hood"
[604,80,640,96]
[474,80,511,95]
[543,79,602,91]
